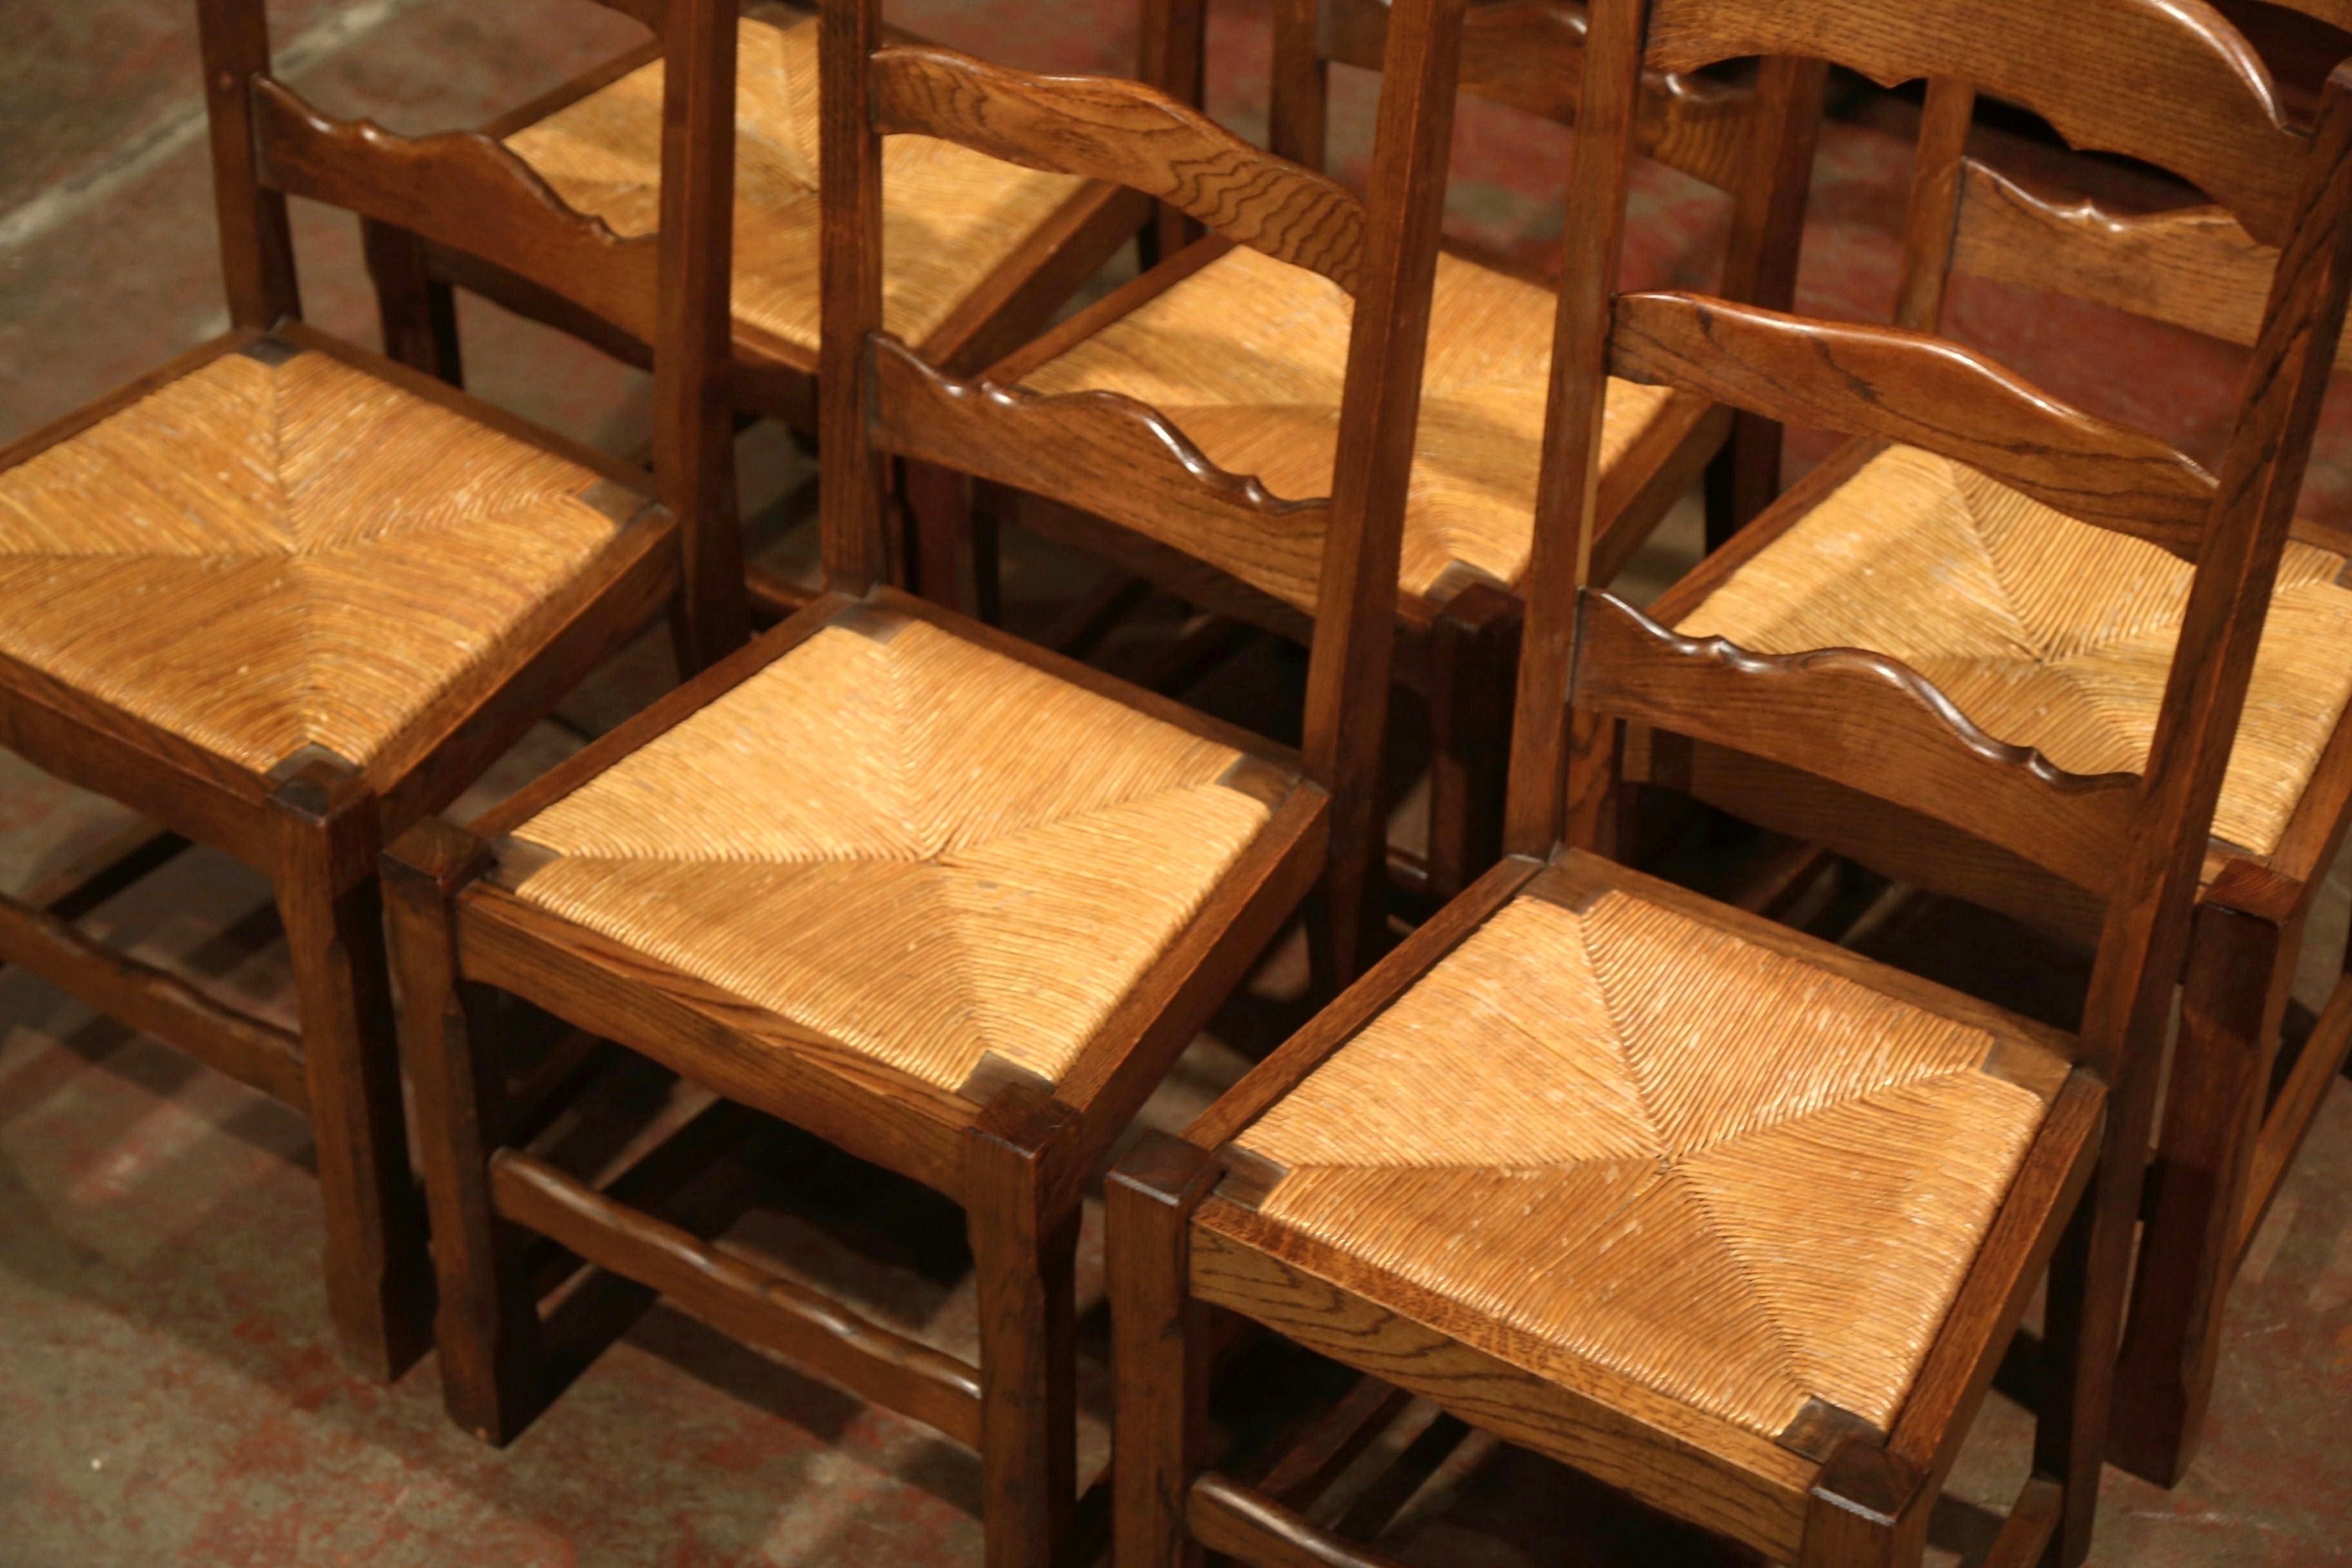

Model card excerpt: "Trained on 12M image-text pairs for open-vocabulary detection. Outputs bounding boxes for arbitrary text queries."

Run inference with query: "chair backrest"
[817,0,1471,853]
[1511,0,2352,1084]
[193,0,747,665]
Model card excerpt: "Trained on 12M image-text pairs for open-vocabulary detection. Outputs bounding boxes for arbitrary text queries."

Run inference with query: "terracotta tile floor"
[3,3,2349,1563]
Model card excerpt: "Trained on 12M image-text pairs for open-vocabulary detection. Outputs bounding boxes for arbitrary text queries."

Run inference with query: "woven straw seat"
[1676,444,2352,858]
[1017,245,1678,610]
[505,10,1086,358]
[1230,875,2060,1442]
[502,612,1282,1095]
[0,339,627,777]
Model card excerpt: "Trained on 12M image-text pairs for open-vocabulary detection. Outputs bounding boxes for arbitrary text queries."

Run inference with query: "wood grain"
[870,44,1367,293]
[1608,291,2217,560]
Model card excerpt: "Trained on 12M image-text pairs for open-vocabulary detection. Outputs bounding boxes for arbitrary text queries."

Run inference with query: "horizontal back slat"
[867,337,1333,614]
[870,44,1367,293]
[1644,0,2306,244]
[1947,159,2352,371]
[1319,0,1749,191]
[1609,291,2217,558]
[1574,593,2137,894]
[251,78,659,340]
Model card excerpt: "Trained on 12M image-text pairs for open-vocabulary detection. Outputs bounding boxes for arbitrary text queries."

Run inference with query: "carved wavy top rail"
[250,77,659,340]
[1609,291,2218,559]
[867,336,1332,613]
[869,45,1368,295]
[1320,0,1751,193]
[1573,593,2139,894]
[1948,159,2337,370]
[1644,0,2304,246]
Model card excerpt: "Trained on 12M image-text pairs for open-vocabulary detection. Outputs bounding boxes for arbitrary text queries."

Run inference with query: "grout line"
[0,0,426,255]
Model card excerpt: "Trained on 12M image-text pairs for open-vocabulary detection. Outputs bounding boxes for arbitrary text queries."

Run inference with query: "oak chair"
[0,0,743,1378]
[938,0,1819,911]
[366,0,1179,621]
[380,1,1467,1559]
[1615,3,2352,1489]
[1106,2,2352,1565]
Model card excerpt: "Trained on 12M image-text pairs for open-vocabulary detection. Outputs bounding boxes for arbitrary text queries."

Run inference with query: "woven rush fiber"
[1017,244,1678,610]
[1676,444,2352,857]
[505,11,1085,355]
[506,617,1279,1092]
[0,345,624,774]
[1234,891,2053,1439]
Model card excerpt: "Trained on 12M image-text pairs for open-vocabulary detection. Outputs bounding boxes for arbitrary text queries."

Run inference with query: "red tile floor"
[3,3,2350,1563]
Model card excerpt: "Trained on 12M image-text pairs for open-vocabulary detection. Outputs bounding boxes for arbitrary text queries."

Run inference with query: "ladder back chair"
[0,0,741,1378]
[941,0,1820,912]
[1106,1,2352,1565]
[1618,0,2352,1489]
[366,0,1179,621]
[380,1,1463,1558]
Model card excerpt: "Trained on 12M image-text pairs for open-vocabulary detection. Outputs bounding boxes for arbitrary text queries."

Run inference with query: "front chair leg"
[268,755,431,1380]
[1106,1133,1219,1568]
[967,1084,1086,1568]
[382,819,548,1444]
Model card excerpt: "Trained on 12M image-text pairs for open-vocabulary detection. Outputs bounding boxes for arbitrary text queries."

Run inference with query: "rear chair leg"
[1107,1133,1219,1568]
[383,819,547,1442]
[1423,582,1520,901]
[2112,901,2292,1485]
[968,1084,1085,1568]
[360,218,463,387]
[270,758,432,1380]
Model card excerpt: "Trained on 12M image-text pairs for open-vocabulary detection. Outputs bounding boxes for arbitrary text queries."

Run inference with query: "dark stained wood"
[489,1150,986,1446]
[1186,1473,1413,1568]
[1643,0,2308,246]
[1269,0,1329,170]
[1891,78,1976,333]
[1609,291,2219,560]
[251,78,662,340]
[1422,583,1520,898]
[1983,1478,2064,1568]
[872,45,1369,293]
[1574,594,2138,894]
[1799,1440,1926,1568]
[818,0,890,589]
[1254,1377,1415,1509]
[270,756,432,1380]
[14,818,188,926]
[919,185,1155,377]
[194,0,299,326]
[0,887,306,1109]
[1108,1135,1219,1568]
[966,1085,1085,1567]
[2239,966,2352,1256]
[361,219,462,385]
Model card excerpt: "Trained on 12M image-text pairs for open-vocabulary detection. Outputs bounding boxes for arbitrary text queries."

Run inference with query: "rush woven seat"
[1016,245,1678,610]
[1230,879,2059,1442]
[504,9,1086,357]
[500,612,1282,1094]
[1674,444,2352,858]
[0,339,628,776]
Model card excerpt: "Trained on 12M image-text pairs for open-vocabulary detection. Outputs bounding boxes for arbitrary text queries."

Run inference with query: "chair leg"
[2111,901,2295,1485]
[968,1085,1086,1568]
[360,218,464,387]
[268,759,432,1381]
[1799,1439,1928,1567]
[1424,583,1520,902]
[383,819,547,1443]
[1107,1133,1220,1568]
[1701,409,1780,550]
[901,460,1000,621]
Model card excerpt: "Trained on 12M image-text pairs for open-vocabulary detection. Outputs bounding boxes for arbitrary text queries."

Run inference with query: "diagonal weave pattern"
[1018,245,1678,609]
[1676,444,2352,857]
[505,10,1086,357]
[507,616,1278,1093]
[0,344,624,774]
[1235,890,2053,1439]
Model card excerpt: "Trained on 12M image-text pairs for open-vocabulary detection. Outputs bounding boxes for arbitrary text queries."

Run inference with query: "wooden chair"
[935,0,1819,913]
[1614,1,2352,1490]
[365,0,1176,620]
[380,2,1464,1559]
[0,0,743,1378]
[1106,3,2352,1565]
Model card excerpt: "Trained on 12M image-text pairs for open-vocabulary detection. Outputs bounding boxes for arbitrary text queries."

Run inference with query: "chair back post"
[2080,61,2352,1083]
[1269,0,1333,169]
[1297,0,1473,974]
[194,0,300,327]
[817,0,892,592]
[1890,77,1978,332]
[1500,0,1652,860]
[651,0,750,669]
